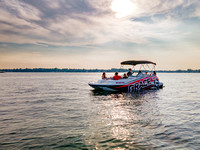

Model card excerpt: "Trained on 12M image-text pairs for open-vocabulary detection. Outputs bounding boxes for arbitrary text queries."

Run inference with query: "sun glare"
[111,0,136,18]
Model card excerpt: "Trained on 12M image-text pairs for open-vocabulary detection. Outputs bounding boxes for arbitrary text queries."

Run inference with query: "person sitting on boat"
[113,72,122,80]
[127,68,132,77]
[137,70,143,77]
[123,73,128,79]
[150,71,157,76]
[102,72,107,79]
[152,71,157,76]
[145,71,149,76]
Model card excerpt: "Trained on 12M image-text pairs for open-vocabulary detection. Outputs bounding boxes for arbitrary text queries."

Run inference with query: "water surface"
[0,73,200,149]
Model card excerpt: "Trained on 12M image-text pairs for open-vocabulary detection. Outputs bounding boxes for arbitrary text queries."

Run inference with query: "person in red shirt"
[113,72,122,80]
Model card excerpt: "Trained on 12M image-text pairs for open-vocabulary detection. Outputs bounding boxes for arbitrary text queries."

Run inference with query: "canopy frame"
[120,60,156,72]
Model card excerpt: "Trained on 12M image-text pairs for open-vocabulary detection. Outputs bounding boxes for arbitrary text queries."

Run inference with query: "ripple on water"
[0,73,200,149]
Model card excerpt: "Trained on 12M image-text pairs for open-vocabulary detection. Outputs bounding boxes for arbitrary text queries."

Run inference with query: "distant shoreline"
[0,68,199,73]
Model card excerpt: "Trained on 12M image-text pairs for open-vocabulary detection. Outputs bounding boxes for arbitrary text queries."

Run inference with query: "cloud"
[1,0,41,21]
[0,0,199,47]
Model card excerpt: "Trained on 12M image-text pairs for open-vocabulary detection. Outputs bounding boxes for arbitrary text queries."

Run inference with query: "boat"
[88,60,163,92]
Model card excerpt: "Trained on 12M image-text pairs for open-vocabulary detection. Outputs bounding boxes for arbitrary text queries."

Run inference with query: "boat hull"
[88,83,127,91]
[89,76,163,92]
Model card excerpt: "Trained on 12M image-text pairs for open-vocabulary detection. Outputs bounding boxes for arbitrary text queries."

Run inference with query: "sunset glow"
[111,0,136,18]
[0,0,199,70]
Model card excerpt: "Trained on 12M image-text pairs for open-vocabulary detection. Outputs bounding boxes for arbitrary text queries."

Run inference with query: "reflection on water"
[0,73,200,149]
[86,90,163,149]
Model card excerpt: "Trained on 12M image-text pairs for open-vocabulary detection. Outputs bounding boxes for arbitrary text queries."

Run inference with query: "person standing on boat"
[113,72,122,80]
[127,68,132,77]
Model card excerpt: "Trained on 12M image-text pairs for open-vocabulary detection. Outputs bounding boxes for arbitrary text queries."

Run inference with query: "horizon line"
[0,68,200,72]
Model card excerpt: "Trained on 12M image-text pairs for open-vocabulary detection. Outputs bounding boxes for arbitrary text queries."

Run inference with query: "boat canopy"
[121,60,156,66]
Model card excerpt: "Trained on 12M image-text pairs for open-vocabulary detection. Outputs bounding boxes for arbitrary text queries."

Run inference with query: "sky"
[0,0,200,70]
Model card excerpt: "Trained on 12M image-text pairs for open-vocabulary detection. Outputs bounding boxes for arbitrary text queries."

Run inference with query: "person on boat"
[150,71,157,76]
[113,72,122,80]
[102,72,107,79]
[123,73,128,79]
[152,71,157,76]
[137,70,143,77]
[127,68,132,77]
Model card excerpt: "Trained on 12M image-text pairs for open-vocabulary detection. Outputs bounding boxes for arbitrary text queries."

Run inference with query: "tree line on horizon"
[0,68,200,73]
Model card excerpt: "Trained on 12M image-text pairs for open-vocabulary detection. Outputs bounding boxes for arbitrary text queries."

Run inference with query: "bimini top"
[121,60,156,66]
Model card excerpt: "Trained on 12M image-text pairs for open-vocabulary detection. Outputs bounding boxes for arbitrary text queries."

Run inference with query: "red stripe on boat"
[116,77,148,88]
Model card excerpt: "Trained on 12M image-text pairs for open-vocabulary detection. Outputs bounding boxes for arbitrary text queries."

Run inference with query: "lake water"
[0,73,200,149]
